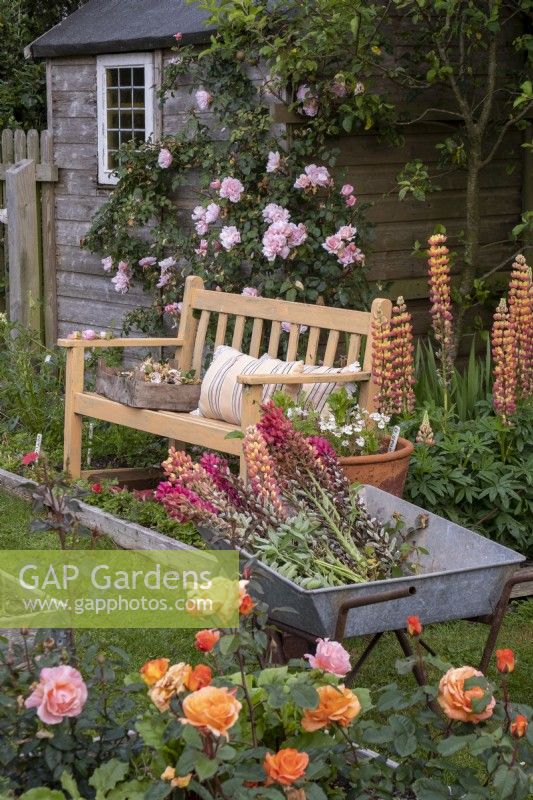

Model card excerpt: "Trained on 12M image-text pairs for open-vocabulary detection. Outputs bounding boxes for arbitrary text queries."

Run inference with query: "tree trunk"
[455,139,482,348]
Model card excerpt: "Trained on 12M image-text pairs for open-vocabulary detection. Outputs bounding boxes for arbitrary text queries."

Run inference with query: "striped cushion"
[302,362,361,413]
[198,346,303,425]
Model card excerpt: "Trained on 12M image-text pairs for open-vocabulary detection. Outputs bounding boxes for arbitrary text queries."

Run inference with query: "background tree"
[0,0,83,129]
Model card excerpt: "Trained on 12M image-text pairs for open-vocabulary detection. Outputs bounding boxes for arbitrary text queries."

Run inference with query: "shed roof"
[27,0,215,59]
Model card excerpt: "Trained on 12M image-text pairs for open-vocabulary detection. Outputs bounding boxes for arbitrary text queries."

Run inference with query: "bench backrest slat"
[177,277,392,413]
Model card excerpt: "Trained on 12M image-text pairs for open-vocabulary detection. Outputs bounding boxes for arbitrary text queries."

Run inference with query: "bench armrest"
[237,371,370,386]
[58,337,185,349]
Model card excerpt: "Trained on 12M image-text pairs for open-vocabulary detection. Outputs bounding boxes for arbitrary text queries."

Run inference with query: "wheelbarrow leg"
[478,567,533,674]
[345,633,383,686]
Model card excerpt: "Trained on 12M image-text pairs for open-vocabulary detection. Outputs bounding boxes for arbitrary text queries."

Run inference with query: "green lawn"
[0,490,531,703]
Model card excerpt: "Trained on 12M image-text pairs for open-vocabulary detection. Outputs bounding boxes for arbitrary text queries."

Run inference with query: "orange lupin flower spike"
[491,298,517,424]
[507,255,533,399]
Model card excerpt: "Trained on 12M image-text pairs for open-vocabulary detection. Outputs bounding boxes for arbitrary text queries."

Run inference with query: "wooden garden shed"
[26,0,528,341]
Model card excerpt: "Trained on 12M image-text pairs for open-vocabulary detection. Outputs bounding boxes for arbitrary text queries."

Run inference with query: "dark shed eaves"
[27,0,215,59]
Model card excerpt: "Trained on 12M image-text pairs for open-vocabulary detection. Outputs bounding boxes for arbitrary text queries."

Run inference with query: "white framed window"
[96,53,155,185]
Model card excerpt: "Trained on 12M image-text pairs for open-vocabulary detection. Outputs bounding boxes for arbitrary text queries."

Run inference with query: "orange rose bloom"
[149,663,192,712]
[438,666,495,723]
[186,664,212,691]
[195,629,220,652]
[140,658,169,686]
[406,615,422,637]
[181,685,242,738]
[496,649,515,674]
[264,748,309,786]
[510,714,528,738]
[240,594,255,616]
[301,684,361,732]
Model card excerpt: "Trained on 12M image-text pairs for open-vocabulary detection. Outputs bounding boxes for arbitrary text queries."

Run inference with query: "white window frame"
[96,53,155,186]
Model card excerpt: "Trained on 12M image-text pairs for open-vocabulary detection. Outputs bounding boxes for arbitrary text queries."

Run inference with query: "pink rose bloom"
[81,329,97,340]
[67,331,81,340]
[192,206,206,222]
[242,287,259,297]
[101,256,113,272]
[174,32,183,41]
[159,257,176,270]
[156,257,176,289]
[195,89,213,111]
[195,239,208,257]
[305,638,351,678]
[165,302,183,315]
[262,203,290,224]
[262,223,290,261]
[266,151,281,173]
[287,222,307,247]
[296,84,311,102]
[111,262,131,294]
[219,177,244,203]
[345,195,357,207]
[338,243,365,267]
[302,98,319,117]
[158,148,173,169]
[341,184,354,196]
[219,225,241,251]
[331,77,347,98]
[322,234,343,254]
[195,220,209,236]
[338,225,356,240]
[25,666,88,725]
[281,321,308,334]
[139,256,157,267]
[205,203,220,224]
[210,179,221,190]
[294,173,311,190]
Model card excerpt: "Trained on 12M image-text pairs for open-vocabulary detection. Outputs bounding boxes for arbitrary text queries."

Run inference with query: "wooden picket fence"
[0,128,58,345]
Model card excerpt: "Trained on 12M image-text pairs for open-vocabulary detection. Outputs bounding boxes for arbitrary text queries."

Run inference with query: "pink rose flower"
[345,195,357,207]
[219,225,241,251]
[174,32,183,41]
[111,261,131,294]
[139,256,157,267]
[302,98,319,117]
[158,148,173,169]
[25,666,88,725]
[210,179,221,190]
[305,638,351,678]
[341,184,354,196]
[294,164,331,190]
[242,287,259,297]
[331,77,347,98]
[338,225,356,241]
[205,203,220,224]
[195,220,209,236]
[262,203,290,224]
[281,321,308,334]
[266,151,281,173]
[81,329,97,340]
[219,177,244,203]
[322,234,343,254]
[165,302,183,315]
[195,89,213,111]
[287,223,307,247]
[195,239,208,257]
[67,331,81,340]
[338,243,365,267]
[293,174,311,190]
[296,84,311,102]
[101,256,113,272]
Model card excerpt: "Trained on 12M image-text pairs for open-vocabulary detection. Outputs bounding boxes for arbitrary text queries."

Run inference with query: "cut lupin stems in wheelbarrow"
[213,485,528,686]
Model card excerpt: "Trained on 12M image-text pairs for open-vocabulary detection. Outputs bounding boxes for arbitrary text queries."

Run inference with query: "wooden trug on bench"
[58,275,392,478]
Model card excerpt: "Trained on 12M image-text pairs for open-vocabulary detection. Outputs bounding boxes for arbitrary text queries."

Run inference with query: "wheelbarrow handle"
[334,584,417,641]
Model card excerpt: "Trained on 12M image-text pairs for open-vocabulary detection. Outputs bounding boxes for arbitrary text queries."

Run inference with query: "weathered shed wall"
[49,50,525,340]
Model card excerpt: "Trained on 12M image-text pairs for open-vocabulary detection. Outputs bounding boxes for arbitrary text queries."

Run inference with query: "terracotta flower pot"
[338,437,414,497]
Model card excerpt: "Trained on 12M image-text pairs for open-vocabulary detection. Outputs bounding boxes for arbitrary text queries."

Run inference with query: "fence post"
[6,158,42,334]
[40,131,57,346]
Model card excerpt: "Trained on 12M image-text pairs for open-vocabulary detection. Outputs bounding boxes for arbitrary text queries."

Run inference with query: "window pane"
[107,110,120,129]
[132,67,144,86]
[119,67,132,86]
[108,151,119,170]
[106,68,119,88]
[133,131,145,146]
[108,130,120,149]
[132,88,145,108]
[133,110,145,129]
[120,129,133,145]
[107,88,119,108]
[120,88,132,105]
[119,110,133,129]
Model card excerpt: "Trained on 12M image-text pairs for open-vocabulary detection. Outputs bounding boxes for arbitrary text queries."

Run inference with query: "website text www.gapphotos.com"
[0,550,240,629]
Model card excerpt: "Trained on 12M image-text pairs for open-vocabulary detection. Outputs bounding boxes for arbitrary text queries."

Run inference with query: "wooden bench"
[58,276,392,478]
